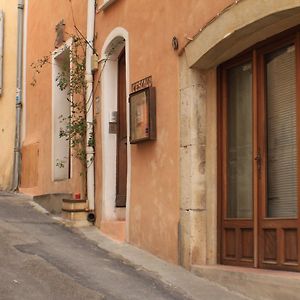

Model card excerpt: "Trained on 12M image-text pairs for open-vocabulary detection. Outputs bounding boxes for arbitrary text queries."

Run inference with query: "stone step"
[100,221,126,242]
[192,264,300,300]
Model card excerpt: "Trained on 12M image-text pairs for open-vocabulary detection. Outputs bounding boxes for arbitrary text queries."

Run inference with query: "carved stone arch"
[185,0,300,69]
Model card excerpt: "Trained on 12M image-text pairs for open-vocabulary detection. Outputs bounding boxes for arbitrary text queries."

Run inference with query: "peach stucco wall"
[94,0,234,264]
[0,0,18,190]
[21,0,87,195]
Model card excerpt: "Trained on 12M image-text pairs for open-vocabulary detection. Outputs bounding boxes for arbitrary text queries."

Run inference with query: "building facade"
[93,0,300,273]
[20,0,88,197]
[19,0,300,281]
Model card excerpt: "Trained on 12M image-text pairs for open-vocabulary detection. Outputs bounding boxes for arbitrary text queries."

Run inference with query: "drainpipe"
[12,0,24,191]
[86,0,95,214]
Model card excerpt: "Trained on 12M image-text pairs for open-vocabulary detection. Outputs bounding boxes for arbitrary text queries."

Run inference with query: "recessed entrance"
[219,29,300,271]
[100,29,130,241]
[116,49,127,207]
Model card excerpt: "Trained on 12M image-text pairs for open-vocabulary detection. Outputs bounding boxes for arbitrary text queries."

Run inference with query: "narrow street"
[0,192,248,300]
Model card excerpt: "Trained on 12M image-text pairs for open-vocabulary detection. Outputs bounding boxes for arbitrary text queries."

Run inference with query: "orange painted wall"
[21,0,87,196]
[94,0,234,263]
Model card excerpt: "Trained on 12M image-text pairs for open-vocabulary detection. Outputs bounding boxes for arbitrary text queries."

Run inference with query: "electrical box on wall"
[109,111,117,123]
[109,111,118,134]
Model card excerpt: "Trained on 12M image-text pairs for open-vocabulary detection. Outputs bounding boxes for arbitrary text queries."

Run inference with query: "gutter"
[12,0,24,190]
[85,0,96,213]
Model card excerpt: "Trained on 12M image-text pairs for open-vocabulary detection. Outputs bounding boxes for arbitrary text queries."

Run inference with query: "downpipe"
[12,0,24,191]
[86,0,96,221]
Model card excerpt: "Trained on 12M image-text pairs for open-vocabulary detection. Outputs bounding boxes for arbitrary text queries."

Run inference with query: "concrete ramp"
[33,193,72,214]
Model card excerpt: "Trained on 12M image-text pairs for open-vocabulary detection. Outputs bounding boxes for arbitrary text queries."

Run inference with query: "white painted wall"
[52,40,72,181]
[100,28,131,230]
[101,58,118,220]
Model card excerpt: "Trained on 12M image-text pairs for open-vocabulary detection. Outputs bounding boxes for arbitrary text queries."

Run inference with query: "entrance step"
[192,264,300,300]
[33,193,72,214]
[100,221,126,242]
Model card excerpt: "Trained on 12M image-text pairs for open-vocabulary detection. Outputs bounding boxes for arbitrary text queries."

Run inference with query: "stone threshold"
[192,264,300,300]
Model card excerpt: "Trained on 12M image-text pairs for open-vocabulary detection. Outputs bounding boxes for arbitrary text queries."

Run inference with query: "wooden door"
[220,30,300,272]
[220,57,255,267]
[257,37,300,271]
[116,50,127,207]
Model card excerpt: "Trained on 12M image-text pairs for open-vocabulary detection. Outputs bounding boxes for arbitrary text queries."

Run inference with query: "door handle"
[255,149,262,174]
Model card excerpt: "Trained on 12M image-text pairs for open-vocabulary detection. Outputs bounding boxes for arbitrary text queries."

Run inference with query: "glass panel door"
[265,45,297,218]
[221,60,254,267]
[227,63,253,218]
[259,41,300,271]
[220,32,300,272]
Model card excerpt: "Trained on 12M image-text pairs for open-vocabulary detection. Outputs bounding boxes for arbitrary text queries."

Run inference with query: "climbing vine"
[31,25,101,198]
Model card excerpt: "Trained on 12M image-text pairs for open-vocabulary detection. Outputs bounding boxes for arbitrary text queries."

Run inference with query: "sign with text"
[131,76,152,93]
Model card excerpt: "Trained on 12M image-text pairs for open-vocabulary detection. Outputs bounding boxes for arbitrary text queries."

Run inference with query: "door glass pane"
[227,62,253,218]
[266,45,297,218]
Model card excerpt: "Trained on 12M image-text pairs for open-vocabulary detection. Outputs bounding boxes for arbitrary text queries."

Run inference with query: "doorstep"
[100,220,126,242]
[192,264,300,300]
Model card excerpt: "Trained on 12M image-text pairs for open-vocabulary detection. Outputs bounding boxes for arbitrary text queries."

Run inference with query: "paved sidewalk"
[2,191,250,300]
[77,224,250,300]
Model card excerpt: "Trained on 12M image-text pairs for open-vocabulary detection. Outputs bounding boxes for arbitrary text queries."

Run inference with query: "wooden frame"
[218,26,300,272]
[129,86,156,144]
[116,49,127,207]
[219,54,255,268]
[257,33,300,272]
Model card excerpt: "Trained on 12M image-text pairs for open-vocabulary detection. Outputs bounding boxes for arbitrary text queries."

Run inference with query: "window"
[52,41,71,181]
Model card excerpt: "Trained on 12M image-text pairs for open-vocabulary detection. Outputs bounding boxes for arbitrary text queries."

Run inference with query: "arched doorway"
[100,29,130,240]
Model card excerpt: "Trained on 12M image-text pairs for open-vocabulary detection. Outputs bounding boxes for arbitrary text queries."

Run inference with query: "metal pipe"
[12,0,24,191]
[85,0,96,211]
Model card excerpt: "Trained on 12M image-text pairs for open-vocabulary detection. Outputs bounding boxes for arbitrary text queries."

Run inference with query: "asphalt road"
[0,192,192,300]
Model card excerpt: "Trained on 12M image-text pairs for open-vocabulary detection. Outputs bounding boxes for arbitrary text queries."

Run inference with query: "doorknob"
[255,149,262,174]
[254,151,261,161]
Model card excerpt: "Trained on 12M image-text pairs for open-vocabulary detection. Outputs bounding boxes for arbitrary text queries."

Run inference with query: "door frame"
[218,52,255,268]
[257,32,300,271]
[218,26,300,271]
[100,28,131,229]
[116,48,127,207]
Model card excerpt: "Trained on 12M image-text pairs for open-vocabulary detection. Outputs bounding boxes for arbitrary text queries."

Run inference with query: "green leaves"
[31,33,96,180]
